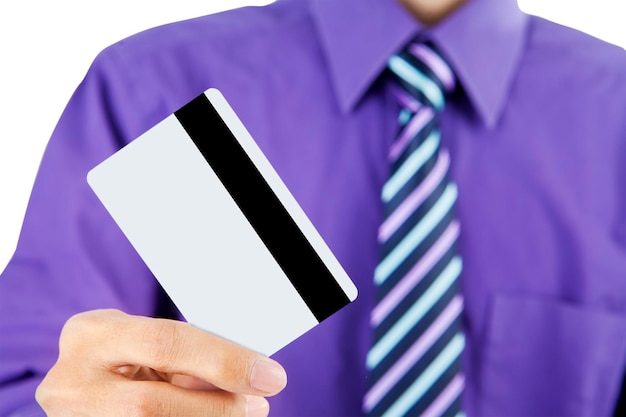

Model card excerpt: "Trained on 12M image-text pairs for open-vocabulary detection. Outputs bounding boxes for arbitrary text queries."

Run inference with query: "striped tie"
[364,41,465,417]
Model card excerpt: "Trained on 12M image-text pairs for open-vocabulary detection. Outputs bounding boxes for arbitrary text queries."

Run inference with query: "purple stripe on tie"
[364,296,464,411]
[379,150,450,243]
[391,84,422,113]
[421,373,465,417]
[409,43,456,92]
[389,107,434,162]
[371,220,460,327]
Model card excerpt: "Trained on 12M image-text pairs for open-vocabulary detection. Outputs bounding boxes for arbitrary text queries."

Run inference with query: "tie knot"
[388,41,456,112]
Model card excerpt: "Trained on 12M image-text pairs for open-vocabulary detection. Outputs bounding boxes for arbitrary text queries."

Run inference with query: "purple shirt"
[1,0,626,415]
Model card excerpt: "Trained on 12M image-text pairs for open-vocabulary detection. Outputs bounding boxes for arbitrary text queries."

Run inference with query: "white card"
[87,88,358,356]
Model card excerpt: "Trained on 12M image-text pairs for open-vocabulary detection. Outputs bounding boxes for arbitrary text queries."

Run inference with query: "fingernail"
[250,359,287,394]
[246,396,269,417]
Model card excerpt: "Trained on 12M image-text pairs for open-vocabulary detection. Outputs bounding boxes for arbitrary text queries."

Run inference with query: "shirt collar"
[310,0,529,128]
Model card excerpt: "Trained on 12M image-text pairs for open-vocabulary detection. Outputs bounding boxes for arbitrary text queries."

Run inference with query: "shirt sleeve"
[6,400,45,417]
[0,46,160,416]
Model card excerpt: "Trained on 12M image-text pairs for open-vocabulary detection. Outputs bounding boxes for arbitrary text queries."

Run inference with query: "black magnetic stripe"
[174,93,350,322]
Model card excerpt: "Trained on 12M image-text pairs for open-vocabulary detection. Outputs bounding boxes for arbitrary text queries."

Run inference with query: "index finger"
[74,309,287,396]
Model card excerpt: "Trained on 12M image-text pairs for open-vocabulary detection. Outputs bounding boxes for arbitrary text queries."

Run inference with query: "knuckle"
[212,400,234,417]
[208,392,246,417]
[233,355,258,387]
[208,352,250,389]
[35,372,55,410]
[35,362,85,414]
[59,312,91,348]
[141,319,182,370]
[59,309,123,353]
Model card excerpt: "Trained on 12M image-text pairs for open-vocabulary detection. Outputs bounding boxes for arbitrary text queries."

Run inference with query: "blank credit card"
[87,88,358,356]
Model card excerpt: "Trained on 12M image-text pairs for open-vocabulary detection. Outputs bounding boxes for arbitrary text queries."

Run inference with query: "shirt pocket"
[478,294,626,417]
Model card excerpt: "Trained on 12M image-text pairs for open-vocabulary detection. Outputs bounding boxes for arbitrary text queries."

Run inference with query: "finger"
[170,374,218,391]
[62,310,287,396]
[111,379,270,417]
[37,359,269,417]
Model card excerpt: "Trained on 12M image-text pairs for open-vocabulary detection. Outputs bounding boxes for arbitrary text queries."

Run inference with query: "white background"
[0,0,624,273]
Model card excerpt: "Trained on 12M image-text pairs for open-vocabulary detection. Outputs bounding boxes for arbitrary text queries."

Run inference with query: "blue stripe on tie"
[382,130,440,203]
[367,256,462,369]
[398,108,412,125]
[382,130,441,203]
[381,333,465,417]
[375,183,457,285]
[388,56,445,111]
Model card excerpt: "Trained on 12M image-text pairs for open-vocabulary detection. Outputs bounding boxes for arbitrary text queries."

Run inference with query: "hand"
[36,309,287,417]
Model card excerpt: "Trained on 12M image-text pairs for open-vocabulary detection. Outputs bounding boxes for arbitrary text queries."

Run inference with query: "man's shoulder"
[526,15,626,80]
[91,0,313,76]
[75,0,318,141]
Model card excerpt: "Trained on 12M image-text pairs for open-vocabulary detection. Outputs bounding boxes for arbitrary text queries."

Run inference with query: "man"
[1,0,625,415]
